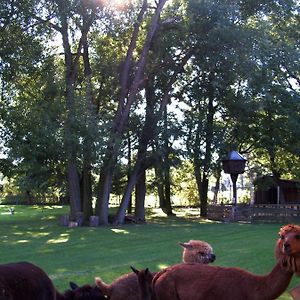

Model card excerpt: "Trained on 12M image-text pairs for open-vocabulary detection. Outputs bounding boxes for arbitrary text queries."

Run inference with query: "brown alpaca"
[0,261,106,300]
[95,240,214,300]
[290,283,300,300]
[0,261,57,300]
[179,240,215,264]
[56,282,106,300]
[131,266,154,300]
[153,224,300,300]
[95,272,139,300]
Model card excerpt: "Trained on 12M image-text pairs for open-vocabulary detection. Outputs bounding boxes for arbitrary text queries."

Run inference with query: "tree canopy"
[0,0,299,223]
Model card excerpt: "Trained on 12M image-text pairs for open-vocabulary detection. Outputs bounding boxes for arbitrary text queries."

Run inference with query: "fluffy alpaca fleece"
[275,224,300,276]
[95,272,139,300]
[95,240,214,300]
[179,240,215,264]
[0,262,56,300]
[0,262,106,300]
[153,224,300,300]
[56,282,106,300]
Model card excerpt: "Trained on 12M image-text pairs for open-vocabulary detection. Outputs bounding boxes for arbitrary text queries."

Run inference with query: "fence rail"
[208,204,300,223]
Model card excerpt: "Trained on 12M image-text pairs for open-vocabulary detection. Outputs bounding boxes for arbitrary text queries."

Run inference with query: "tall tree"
[96,0,168,224]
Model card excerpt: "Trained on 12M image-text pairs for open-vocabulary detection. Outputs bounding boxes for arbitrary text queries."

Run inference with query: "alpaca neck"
[140,286,153,300]
[55,291,65,300]
[257,262,293,300]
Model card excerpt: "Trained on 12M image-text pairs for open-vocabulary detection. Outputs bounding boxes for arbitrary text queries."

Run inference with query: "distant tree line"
[0,0,299,224]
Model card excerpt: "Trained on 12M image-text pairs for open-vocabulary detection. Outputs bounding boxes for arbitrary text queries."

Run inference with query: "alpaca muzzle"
[283,242,292,254]
[210,254,216,263]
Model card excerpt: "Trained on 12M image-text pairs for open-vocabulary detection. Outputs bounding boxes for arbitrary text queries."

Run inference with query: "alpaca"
[57,281,106,300]
[179,240,215,264]
[0,261,106,300]
[290,283,300,300]
[95,239,214,300]
[153,224,300,300]
[0,261,57,300]
[131,266,154,300]
[95,270,141,300]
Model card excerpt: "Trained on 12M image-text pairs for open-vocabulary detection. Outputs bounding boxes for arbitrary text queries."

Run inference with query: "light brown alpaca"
[153,224,300,300]
[179,240,215,264]
[95,239,214,300]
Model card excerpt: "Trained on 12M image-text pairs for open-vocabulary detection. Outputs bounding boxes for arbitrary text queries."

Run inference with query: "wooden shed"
[254,176,300,204]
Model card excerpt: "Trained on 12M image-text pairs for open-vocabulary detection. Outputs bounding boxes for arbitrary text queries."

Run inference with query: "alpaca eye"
[199,252,205,256]
[280,235,285,240]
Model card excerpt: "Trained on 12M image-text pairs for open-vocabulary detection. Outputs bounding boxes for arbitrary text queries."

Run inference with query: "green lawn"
[0,205,298,299]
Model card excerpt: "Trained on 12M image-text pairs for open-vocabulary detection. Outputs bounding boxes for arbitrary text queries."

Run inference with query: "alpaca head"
[64,282,106,300]
[275,224,300,275]
[131,266,154,286]
[131,266,154,300]
[179,240,216,264]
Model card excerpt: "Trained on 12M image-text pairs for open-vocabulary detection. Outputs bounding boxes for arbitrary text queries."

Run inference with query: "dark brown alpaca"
[131,266,154,300]
[0,262,56,300]
[153,224,300,300]
[57,282,106,300]
[0,261,106,300]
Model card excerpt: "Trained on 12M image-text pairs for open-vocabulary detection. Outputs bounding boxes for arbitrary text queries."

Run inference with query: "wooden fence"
[208,204,300,223]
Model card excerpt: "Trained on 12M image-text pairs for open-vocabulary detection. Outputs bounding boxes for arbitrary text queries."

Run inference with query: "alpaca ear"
[131,266,139,274]
[145,268,149,274]
[70,282,78,290]
[179,242,193,250]
[95,277,101,286]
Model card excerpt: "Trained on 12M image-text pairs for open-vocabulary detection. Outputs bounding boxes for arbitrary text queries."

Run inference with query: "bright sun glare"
[101,0,130,10]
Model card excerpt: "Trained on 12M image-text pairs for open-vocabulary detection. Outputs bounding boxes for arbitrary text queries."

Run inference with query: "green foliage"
[1,57,65,195]
[172,160,198,205]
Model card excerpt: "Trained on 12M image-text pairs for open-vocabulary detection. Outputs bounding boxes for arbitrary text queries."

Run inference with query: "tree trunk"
[96,0,167,224]
[81,18,97,222]
[154,145,173,215]
[82,162,93,223]
[213,168,221,204]
[127,132,133,214]
[96,166,113,224]
[113,76,156,224]
[57,0,83,219]
[67,159,81,219]
[199,80,215,217]
[113,47,193,224]
[55,0,97,220]
[135,168,146,221]
[192,103,203,211]
[161,107,174,215]
[199,176,209,217]
[113,162,141,224]
[155,160,166,209]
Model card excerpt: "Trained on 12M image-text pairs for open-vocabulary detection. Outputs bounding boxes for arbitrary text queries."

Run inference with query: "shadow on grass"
[145,207,220,227]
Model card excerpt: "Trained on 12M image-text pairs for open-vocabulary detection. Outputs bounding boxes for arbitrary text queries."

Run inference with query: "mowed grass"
[0,205,298,299]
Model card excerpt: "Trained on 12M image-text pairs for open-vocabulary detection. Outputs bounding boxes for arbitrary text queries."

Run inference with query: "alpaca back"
[58,283,106,300]
[0,262,56,300]
[96,272,140,300]
[153,263,262,300]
